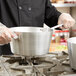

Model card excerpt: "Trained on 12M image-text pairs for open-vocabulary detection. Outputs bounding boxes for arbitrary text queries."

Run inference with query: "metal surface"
[67,37,76,70]
[10,27,53,56]
[51,24,63,29]
[0,51,76,76]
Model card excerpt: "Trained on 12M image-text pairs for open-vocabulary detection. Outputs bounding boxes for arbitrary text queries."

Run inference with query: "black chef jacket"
[0,0,61,55]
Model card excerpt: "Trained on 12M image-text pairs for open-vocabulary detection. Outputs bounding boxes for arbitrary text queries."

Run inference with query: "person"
[0,0,75,55]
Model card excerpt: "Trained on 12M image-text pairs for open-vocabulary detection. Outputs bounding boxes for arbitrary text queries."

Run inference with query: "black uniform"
[0,0,61,55]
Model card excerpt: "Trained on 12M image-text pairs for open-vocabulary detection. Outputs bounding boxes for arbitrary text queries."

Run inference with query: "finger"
[71,19,75,27]
[63,19,71,28]
[67,21,71,28]
[63,23,68,29]
[4,32,11,42]
[0,38,8,44]
[58,19,63,25]
[0,38,5,44]
[8,29,15,38]
[3,28,14,38]
[0,35,8,44]
[66,20,75,28]
[14,32,21,36]
[5,31,11,38]
[1,32,11,44]
[8,29,19,38]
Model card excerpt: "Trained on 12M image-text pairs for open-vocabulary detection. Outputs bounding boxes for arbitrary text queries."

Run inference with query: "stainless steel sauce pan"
[10,27,53,56]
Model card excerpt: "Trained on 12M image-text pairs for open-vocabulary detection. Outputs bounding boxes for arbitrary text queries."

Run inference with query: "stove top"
[0,51,76,76]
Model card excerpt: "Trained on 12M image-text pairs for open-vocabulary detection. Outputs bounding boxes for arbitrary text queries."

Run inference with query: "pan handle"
[50,24,63,30]
[42,24,63,32]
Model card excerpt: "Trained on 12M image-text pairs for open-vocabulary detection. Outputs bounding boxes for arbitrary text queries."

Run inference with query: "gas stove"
[0,51,76,76]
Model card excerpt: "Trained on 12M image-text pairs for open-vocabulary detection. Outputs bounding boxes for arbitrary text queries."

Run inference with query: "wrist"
[0,22,6,27]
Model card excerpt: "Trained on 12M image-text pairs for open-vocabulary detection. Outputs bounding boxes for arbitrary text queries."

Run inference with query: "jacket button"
[19,6,22,10]
[28,7,31,11]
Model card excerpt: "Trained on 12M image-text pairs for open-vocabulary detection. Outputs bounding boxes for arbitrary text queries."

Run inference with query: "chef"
[0,0,75,55]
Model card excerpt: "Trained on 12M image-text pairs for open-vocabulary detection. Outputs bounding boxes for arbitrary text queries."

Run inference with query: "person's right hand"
[0,27,15,44]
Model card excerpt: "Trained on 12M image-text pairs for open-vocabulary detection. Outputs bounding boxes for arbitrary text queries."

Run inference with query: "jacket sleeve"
[44,0,61,27]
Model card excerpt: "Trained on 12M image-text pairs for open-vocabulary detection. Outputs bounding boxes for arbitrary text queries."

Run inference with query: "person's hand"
[0,26,15,44]
[58,13,75,29]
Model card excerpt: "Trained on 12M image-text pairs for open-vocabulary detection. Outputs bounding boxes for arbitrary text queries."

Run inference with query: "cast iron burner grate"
[5,56,42,65]
[2,51,76,76]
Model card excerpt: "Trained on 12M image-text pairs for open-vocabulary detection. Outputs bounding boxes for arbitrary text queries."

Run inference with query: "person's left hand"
[58,13,75,29]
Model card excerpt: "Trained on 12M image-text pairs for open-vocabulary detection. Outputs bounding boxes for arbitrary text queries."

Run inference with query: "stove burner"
[19,59,28,65]
[6,57,22,64]
[2,51,76,76]
[31,57,42,65]
[5,56,42,65]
